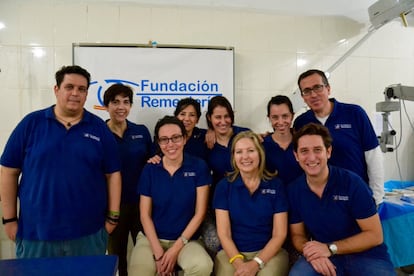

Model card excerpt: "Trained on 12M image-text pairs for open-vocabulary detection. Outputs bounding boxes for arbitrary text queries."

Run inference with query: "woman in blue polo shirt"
[104,84,152,276]
[262,95,303,186]
[213,131,289,276]
[174,97,209,160]
[206,96,250,187]
[150,97,209,162]
[262,95,303,268]
[128,116,213,276]
[203,95,250,257]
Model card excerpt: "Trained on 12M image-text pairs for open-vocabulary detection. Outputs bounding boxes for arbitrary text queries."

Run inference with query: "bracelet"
[229,254,244,264]
[2,217,18,225]
[153,254,163,262]
[107,210,120,217]
[106,219,118,226]
[180,235,189,245]
[106,216,120,224]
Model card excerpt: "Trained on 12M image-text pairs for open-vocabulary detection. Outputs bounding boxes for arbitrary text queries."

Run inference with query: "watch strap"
[253,256,265,270]
[180,235,188,245]
[2,217,18,225]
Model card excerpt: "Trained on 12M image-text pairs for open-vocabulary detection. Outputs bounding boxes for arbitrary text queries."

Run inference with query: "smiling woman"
[213,130,289,275]
[128,116,213,276]
[103,83,152,276]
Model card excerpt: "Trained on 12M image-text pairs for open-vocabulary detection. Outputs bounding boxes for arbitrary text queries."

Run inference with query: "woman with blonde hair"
[213,131,289,276]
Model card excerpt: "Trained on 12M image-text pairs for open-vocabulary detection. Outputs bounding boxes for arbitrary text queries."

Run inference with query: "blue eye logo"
[89,79,139,110]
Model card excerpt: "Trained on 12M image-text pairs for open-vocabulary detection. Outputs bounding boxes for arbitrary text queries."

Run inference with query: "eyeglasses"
[301,84,326,97]
[158,135,184,145]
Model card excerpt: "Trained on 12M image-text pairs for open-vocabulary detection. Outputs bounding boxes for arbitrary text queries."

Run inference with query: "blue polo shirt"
[213,176,288,252]
[138,154,211,240]
[109,120,152,204]
[184,127,209,161]
[293,99,378,184]
[287,165,389,260]
[262,134,303,185]
[0,106,120,241]
[207,126,250,186]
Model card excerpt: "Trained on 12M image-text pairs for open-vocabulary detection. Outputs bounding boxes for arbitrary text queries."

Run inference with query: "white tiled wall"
[1,0,414,259]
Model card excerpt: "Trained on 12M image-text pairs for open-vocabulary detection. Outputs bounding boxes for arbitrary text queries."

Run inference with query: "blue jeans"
[289,255,396,276]
[16,228,108,258]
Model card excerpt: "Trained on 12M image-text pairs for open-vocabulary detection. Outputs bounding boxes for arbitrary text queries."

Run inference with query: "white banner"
[73,44,234,135]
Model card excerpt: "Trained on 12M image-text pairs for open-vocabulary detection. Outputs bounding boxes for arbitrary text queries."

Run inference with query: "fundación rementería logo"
[89,78,222,110]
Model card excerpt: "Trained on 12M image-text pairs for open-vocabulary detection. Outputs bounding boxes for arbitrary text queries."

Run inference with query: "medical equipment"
[376,84,414,152]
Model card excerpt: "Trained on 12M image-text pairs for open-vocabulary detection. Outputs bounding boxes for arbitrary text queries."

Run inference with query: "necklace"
[55,114,83,128]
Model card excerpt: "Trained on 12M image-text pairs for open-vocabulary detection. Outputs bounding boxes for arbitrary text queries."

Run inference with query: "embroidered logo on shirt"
[261,189,276,195]
[131,135,143,139]
[332,195,349,201]
[334,124,352,129]
[83,133,101,142]
[183,172,196,177]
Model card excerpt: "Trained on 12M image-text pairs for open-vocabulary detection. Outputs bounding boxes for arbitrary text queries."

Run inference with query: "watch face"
[329,244,338,254]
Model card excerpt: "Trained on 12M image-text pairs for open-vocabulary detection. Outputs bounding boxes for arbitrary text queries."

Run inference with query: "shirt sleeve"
[138,164,152,196]
[212,178,229,210]
[195,159,212,187]
[349,173,378,219]
[0,115,32,168]
[101,125,121,174]
[365,146,385,205]
[273,178,289,213]
[357,106,379,151]
[287,180,303,224]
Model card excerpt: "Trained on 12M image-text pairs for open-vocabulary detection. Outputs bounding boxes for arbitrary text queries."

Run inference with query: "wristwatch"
[328,243,338,256]
[180,235,189,245]
[253,256,265,270]
[2,217,18,225]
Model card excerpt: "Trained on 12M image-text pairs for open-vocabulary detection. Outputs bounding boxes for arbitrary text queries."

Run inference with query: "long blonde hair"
[227,130,277,182]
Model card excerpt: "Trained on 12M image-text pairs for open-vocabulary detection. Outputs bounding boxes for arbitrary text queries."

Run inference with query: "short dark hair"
[174,98,201,119]
[55,65,91,88]
[297,69,329,93]
[266,95,294,117]
[103,83,133,106]
[154,115,187,141]
[292,123,332,152]
[206,96,234,129]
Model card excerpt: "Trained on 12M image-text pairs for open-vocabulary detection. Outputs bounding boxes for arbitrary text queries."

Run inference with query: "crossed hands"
[154,247,180,276]
[303,241,337,276]
[232,259,260,276]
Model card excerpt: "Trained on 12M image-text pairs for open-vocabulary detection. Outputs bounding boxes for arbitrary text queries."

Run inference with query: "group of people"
[0,65,395,276]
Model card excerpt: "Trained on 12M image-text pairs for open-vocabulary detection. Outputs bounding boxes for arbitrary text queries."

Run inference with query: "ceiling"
[97,0,378,23]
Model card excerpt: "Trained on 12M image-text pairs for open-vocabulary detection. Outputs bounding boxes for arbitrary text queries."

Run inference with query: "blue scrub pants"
[16,227,108,258]
[289,255,396,276]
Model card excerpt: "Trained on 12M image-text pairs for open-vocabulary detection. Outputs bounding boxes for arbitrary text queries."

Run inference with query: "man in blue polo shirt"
[293,69,384,205]
[288,123,395,276]
[0,65,121,258]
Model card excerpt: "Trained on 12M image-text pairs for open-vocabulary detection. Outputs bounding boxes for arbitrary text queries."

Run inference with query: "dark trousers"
[108,203,141,276]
